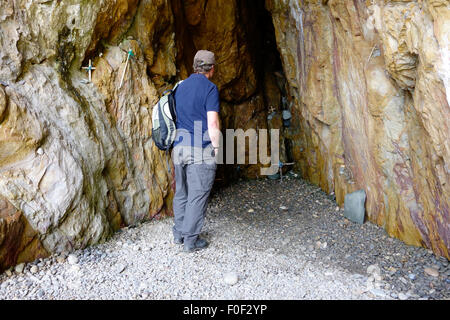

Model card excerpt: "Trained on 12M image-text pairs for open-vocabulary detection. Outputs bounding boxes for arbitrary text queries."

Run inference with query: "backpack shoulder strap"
[172,80,184,93]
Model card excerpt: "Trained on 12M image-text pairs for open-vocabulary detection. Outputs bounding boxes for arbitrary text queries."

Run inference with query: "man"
[172,50,221,253]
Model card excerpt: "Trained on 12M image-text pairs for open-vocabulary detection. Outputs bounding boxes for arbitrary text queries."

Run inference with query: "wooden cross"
[82,59,96,82]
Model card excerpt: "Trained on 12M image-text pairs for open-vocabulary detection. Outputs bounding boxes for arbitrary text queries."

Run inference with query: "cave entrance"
[174,0,294,186]
[225,0,294,185]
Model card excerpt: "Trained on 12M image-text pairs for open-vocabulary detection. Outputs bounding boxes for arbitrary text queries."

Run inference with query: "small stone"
[424,267,439,277]
[399,277,408,284]
[15,263,25,274]
[373,273,383,282]
[398,293,408,300]
[30,266,38,274]
[67,254,78,265]
[315,241,322,249]
[279,206,288,211]
[247,209,254,213]
[37,289,45,298]
[56,255,66,263]
[367,264,381,276]
[388,267,397,274]
[431,264,440,270]
[408,273,416,280]
[344,190,366,224]
[353,288,365,295]
[223,272,238,286]
[5,269,12,277]
[370,288,386,297]
[70,265,80,273]
[116,263,127,274]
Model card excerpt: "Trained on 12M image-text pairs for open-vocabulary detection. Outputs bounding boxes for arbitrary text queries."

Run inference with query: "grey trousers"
[172,144,217,246]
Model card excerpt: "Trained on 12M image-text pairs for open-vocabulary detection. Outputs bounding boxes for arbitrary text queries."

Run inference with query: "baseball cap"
[193,50,216,66]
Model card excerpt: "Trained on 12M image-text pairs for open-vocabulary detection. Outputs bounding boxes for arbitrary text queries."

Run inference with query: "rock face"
[267,0,449,258]
[0,0,175,270]
[0,0,449,272]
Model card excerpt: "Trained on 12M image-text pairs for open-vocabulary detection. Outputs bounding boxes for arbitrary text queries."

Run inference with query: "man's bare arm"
[207,111,220,151]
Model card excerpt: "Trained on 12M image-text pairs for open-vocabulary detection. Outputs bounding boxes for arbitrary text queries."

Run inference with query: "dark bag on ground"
[151,81,183,151]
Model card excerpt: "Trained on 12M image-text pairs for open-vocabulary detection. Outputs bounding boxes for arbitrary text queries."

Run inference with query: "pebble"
[408,274,416,280]
[15,263,25,274]
[70,265,80,272]
[115,263,127,274]
[223,272,239,286]
[67,254,78,265]
[37,289,45,298]
[373,274,383,282]
[367,264,381,276]
[370,288,386,297]
[30,266,38,274]
[424,267,439,277]
[279,206,288,211]
[398,293,408,300]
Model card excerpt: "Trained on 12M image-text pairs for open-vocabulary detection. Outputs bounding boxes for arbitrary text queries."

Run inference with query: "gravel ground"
[0,176,449,300]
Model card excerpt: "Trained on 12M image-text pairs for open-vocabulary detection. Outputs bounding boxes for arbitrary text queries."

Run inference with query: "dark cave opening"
[168,0,296,189]
[216,0,294,186]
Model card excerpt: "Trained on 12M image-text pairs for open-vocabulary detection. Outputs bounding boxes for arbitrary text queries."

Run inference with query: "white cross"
[269,106,276,114]
[82,59,96,82]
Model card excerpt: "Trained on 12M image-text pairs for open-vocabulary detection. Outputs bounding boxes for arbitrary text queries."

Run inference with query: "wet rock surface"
[0,177,447,300]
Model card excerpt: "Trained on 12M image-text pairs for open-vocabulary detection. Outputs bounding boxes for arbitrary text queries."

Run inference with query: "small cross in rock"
[82,59,96,82]
[269,106,276,114]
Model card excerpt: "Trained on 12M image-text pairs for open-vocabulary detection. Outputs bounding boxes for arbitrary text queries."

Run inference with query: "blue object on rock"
[344,189,366,224]
[282,110,292,127]
[267,173,280,180]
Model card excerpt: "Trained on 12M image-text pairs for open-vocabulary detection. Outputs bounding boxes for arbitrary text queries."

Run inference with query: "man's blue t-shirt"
[173,73,220,148]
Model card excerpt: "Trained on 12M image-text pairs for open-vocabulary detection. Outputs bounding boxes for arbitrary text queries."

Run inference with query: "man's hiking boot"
[183,238,209,253]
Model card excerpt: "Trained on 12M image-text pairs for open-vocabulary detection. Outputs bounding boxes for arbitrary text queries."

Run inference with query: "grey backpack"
[151,81,183,151]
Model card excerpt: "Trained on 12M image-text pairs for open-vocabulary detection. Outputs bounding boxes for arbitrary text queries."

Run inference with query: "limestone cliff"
[0,0,448,271]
